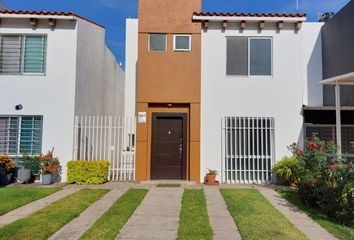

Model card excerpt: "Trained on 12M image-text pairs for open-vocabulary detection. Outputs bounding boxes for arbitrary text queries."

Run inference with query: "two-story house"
[306,0,354,161]
[0,11,125,181]
[125,0,353,184]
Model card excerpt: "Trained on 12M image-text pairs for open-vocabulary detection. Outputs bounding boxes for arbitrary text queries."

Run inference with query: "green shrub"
[67,160,109,185]
[273,156,300,185]
[22,155,41,174]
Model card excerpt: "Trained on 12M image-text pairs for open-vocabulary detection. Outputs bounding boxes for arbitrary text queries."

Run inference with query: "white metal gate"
[73,116,136,182]
[222,117,275,184]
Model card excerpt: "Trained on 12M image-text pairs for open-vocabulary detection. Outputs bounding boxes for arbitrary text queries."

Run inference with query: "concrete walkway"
[258,187,336,240]
[0,188,79,228]
[204,187,242,240]
[49,189,126,240]
[117,187,183,240]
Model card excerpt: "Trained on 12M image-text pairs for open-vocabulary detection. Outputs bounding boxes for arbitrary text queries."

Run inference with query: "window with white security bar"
[0,35,47,74]
[223,117,275,184]
[226,37,272,76]
[305,125,354,160]
[0,116,43,161]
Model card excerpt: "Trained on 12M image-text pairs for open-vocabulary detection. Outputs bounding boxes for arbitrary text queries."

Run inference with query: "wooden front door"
[151,113,187,180]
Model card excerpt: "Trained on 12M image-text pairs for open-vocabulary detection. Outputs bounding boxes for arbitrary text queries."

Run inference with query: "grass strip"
[0,189,109,240]
[80,188,148,240]
[177,189,213,240]
[156,184,181,187]
[221,189,308,240]
[0,187,61,216]
[277,189,354,240]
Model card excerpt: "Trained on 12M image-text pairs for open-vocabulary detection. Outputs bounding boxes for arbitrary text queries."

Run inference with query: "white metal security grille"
[73,116,136,182]
[0,116,43,160]
[222,117,275,184]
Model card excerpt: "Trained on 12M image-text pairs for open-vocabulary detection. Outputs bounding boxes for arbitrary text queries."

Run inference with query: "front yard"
[278,189,354,240]
[0,185,349,240]
[80,189,148,240]
[222,189,308,240]
[0,187,61,216]
[177,189,213,240]
[0,189,108,240]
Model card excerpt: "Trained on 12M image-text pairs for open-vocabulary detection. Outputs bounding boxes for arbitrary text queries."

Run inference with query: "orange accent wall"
[135,0,201,183]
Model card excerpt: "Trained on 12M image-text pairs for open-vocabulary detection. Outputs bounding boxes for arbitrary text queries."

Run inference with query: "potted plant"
[206,169,218,185]
[17,155,41,183]
[39,151,60,185]
[0,155,16,186]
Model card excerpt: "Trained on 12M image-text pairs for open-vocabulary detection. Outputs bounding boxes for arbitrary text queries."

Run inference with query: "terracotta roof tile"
[193,12,307,18]
[0,10,104,28]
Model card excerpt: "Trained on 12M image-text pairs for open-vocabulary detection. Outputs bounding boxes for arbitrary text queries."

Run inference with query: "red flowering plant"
[38,151,61,175]
[289,136,354,226]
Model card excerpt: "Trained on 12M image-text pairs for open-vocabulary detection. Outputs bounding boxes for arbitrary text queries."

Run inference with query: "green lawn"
[221,189,308,240]
[80,189,148,240]
[0,189,109,240]
[177,189,213,240]
[277,189,354,240]
[0,187,61,216]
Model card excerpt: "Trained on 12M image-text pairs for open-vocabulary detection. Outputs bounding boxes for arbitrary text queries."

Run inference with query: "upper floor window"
[0,35,47,75]
[173,35,191,52]
[227,37,272,76]
[148,33,167,52]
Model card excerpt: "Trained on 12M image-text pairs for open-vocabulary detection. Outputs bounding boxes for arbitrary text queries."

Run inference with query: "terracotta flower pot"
[207,174,216,184]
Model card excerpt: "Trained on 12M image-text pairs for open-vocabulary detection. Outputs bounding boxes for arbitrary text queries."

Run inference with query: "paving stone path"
[0,188,80,228]
[117,187,183,240]
[49,189,126,240]
[204,186,242,240]
[258,186,337,240]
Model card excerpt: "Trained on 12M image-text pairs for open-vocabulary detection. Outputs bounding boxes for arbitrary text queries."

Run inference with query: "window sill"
[0,73,46,76]
[226,75,274,79]
[173,49,192,52]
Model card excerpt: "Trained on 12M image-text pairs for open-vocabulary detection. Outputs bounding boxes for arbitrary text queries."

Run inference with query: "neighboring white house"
[124,19,138,117]
[0,11,125,181]
[195,14,324,183]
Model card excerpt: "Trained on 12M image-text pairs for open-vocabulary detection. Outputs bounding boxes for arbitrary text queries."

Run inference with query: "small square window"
[174,35,191,52]
[149,34,167,52]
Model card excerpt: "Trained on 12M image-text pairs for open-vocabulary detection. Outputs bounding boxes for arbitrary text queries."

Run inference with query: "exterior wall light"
[15,104,23,111]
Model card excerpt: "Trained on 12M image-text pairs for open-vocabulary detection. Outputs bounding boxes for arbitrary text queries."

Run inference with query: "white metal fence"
[222,117,275,184]
[73,116,136,182]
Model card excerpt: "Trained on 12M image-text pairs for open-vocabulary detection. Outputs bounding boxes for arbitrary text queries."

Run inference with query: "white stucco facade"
[124,19,138,117]
[0,14,124,181]
[200,22,323,181]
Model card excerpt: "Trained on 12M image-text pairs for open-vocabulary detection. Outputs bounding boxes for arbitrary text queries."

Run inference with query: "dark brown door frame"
[151,112,188,180]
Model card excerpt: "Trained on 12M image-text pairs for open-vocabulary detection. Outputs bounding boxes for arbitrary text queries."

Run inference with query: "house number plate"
[138,112,147,123]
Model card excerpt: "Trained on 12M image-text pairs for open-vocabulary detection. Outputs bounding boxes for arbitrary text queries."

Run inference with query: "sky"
[2,0,350,67]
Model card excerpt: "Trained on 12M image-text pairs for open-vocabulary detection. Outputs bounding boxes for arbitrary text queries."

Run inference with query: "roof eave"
[192,15,307,23]
[320,72,354,85]
[0,13,76,20]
